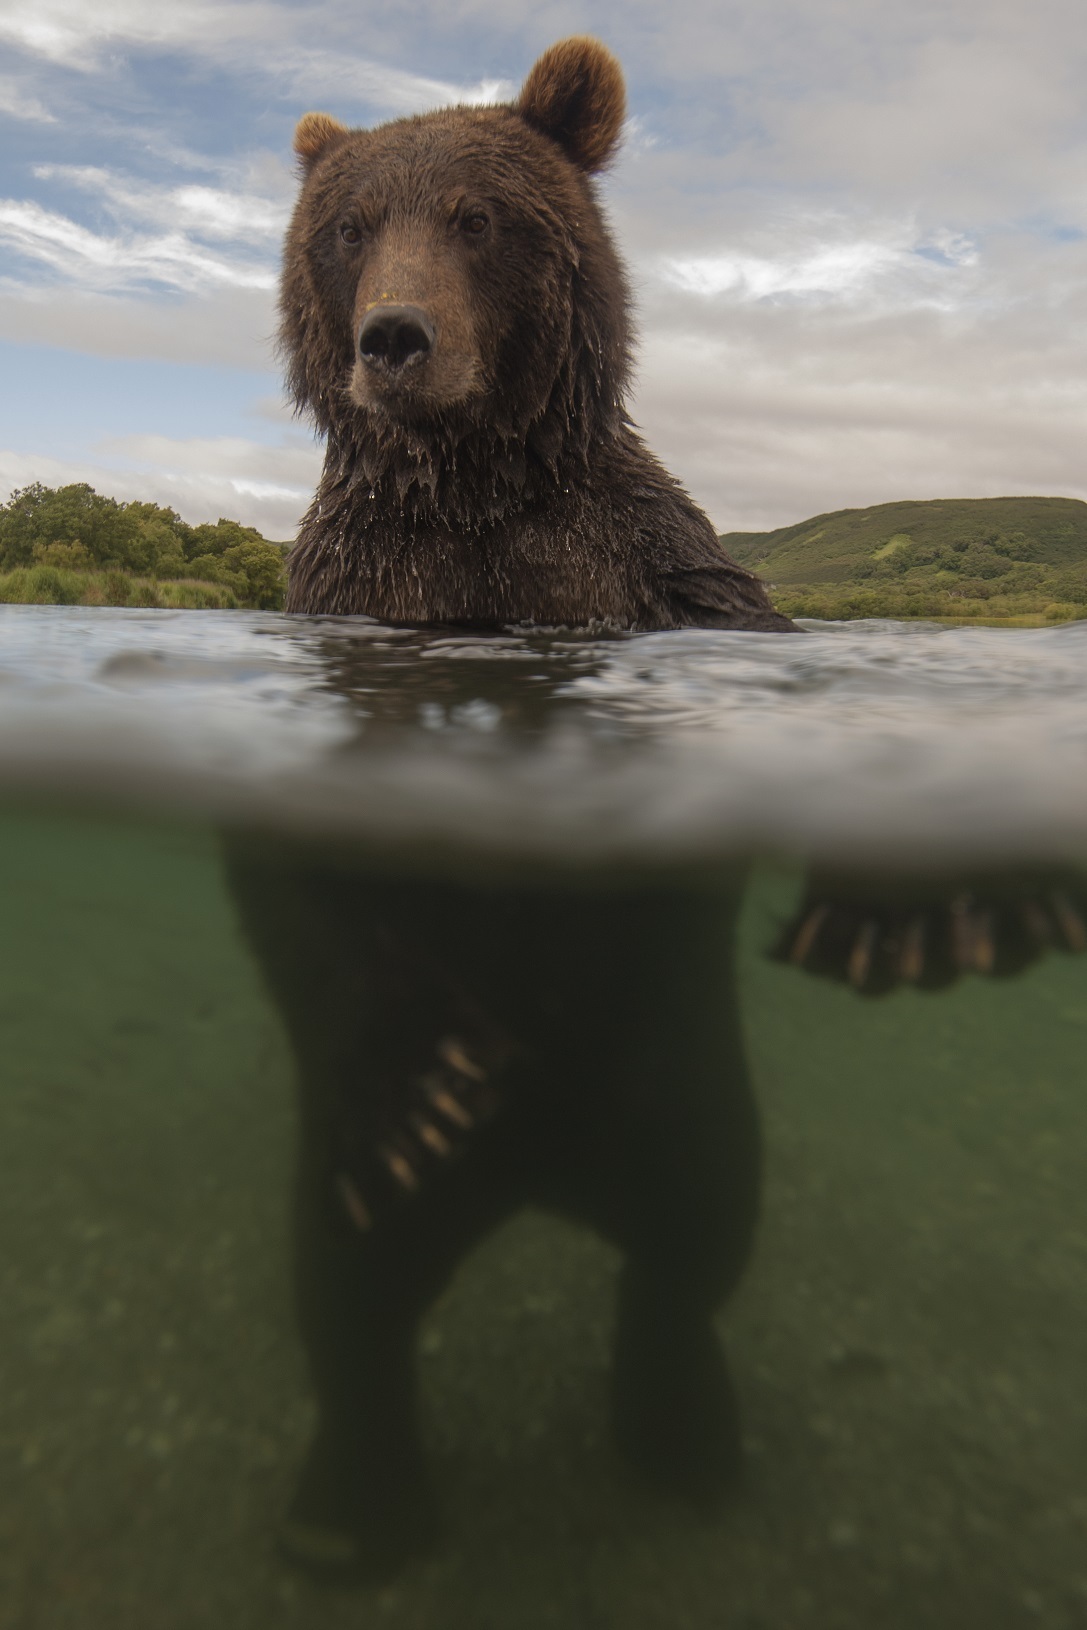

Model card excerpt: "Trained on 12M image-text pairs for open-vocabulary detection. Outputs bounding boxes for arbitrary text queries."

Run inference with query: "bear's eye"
[459,209,490,238]
[339,221,362,247]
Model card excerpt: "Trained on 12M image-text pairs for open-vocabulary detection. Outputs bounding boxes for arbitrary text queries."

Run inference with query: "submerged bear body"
[280,37,794,632]
[229,847,761,1577]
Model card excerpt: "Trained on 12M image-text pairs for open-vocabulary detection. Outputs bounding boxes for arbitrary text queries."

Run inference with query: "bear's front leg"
[611,1263,745,1505]
[282,1084,528,1583]
[279,1130,439,1582]
[606,1072,760,1508]
[542,884,761,1507]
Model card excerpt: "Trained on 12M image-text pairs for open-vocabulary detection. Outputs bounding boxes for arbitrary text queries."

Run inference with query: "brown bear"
[279,34,795,633]
[229,37,789,1584]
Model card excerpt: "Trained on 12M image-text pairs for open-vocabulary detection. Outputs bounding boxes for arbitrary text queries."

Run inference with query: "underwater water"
[1,605,1085,1629]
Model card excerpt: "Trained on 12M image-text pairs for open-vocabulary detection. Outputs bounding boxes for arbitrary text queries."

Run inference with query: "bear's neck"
[316,358,621,532]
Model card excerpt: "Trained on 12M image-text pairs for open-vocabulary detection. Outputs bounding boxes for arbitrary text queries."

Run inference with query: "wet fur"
[279,41,793,631]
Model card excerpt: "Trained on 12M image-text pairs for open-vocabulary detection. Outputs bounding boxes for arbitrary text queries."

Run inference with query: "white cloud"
[0,199,276,294]
[0,74,55,122]
[658,217,982,309]
[34,163,291,242]
[921,230,979,269]
[0,0,287,70]
[665,241,909,303]
[34,166,291,243]
[282,49,510,112]
[0,0,511,111]
[0,10,87,64]
[0,284,278,371]
[231,477,310,501]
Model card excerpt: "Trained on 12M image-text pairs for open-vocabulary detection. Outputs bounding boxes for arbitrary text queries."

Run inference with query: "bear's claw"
[335,1035,503,1229]
[775,872,1087,995]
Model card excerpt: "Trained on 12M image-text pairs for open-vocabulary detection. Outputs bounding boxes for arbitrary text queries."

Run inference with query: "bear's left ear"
[517,37,626,173]
[293,111,351,169]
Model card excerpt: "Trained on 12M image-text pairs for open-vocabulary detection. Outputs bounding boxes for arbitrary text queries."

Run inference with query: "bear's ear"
[293,111,350,168]
[516,37,626,173]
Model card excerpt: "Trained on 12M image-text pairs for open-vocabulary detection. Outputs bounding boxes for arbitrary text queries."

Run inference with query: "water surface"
[1,605,1085,1630]
[2,604,1086,864]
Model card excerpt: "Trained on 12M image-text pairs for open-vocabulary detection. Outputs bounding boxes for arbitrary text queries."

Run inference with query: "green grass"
[722,496,1087,623]
[0,565,239,610]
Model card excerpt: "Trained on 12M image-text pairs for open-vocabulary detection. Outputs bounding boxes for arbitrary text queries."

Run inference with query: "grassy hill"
[721,497,1087,624]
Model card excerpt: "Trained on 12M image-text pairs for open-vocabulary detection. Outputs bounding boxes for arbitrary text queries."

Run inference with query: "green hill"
[721,497,1087,624]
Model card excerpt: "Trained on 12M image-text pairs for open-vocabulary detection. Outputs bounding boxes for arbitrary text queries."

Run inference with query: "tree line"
[0,483,288,610]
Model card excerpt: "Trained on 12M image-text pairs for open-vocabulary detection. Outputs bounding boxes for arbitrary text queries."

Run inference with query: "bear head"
[280,37,631,492]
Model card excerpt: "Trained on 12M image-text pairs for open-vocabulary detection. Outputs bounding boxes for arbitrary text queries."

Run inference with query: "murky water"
[1,606,1085,1629]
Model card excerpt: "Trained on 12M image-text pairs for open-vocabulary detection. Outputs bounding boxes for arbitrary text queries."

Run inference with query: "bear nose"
[357,304,436,371]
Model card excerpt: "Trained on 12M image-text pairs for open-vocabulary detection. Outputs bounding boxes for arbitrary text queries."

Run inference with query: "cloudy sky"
[2,0,1086,539]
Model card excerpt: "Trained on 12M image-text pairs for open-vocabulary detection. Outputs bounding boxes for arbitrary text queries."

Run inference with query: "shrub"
[104,571,133,605]
[0,565,84,605]
[159,580,238,610]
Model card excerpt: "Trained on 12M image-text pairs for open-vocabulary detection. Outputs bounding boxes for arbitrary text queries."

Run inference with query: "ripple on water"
[0,604,1085,866]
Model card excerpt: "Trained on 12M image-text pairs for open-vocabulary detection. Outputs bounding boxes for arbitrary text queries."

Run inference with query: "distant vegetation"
[722,497,1087,624]
[5,485,1086,625]
[0,483,288,611]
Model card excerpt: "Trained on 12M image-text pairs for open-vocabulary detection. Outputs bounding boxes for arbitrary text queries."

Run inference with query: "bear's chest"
[291,509,638,628]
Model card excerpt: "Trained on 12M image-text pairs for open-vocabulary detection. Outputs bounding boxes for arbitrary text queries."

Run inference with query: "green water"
[2,807,1085,1629]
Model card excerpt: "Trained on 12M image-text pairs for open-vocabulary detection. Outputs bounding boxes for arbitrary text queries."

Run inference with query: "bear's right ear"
[293,112,351,169]
[517,37,626,173]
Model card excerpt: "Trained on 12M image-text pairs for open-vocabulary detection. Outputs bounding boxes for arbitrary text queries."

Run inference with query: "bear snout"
[358,304,437,374]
